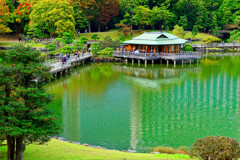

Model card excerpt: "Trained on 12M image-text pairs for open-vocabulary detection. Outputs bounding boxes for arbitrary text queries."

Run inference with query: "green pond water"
[1,50,240,152]
[44,54,240,152]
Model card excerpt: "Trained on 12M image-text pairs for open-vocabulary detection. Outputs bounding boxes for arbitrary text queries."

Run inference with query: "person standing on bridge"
[62,57,65,67]
[60,52,63,60]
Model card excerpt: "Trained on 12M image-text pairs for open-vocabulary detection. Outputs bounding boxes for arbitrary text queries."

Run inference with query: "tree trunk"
[98,23,101,32]
[138,25,141,31]
[152,25,155,30]
[16,137,25,160]
[88,21,91,33]
[7,136,15,160]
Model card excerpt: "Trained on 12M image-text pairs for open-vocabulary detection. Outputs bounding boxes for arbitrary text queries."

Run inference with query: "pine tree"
[0,44,60,160]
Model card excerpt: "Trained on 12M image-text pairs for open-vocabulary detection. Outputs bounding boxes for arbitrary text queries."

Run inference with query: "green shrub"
[191,136,240,160]
[62,32,73,44]
[78,36,88,44]
[91,34,100,41]
[183,43,193,51]
[0,58,2,63]
[97,47,114,56]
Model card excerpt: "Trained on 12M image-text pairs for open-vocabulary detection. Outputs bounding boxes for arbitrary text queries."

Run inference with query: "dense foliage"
[0,0,239,36]
[191,136,240,160]
[0,44,60,160]
[183,43,193,51]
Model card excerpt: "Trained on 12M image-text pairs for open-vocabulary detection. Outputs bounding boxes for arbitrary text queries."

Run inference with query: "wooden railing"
[113,51,202,60]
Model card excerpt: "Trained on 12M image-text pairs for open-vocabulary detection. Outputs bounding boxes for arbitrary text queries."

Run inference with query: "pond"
[44,54,240,152]
[1,50,240,152]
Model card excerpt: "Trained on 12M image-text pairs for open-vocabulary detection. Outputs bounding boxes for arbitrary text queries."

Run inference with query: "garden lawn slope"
[79,30,216,41]
[0,139,190,160]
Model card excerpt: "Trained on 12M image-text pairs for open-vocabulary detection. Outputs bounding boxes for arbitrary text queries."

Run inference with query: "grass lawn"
[183,31,217,39]
[0,139,191,160]
[79,30,143,41]
[0,42,45,48]
[79,30,216,41]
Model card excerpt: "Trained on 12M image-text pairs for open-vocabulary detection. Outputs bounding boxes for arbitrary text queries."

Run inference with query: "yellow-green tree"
[30,0,75,38]
[0,0,12,34]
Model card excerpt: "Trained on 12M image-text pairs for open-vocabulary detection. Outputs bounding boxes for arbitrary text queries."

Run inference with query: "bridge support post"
[145,60,147,67]
[160,60,162,64]
[152,60,154,64]
[138,60,140,66]
[197,59,199,66]
[174,60,176,68]
[132,59,134,66]
[167,60,169,67]
[190,60,192,66]
[182,60,184,67]
[126,59,128,65]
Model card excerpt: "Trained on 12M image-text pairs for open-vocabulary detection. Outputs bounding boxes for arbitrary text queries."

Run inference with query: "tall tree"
[0,44,60,160]
[151,5,175,30]
[77,0,99,33]
[97,0,120,32]
[73,2,88,32]
[133,6,151,30]
[0,0,12,34]
[30,0,75,38]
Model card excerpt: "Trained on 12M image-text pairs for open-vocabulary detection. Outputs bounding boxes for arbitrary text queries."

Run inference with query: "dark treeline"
[0,0,239,37]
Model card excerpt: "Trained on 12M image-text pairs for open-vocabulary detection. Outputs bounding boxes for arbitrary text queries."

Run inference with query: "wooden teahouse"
[122,32,188,54]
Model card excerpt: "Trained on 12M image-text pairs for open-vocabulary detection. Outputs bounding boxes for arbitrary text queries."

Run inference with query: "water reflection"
[45,56,240,152]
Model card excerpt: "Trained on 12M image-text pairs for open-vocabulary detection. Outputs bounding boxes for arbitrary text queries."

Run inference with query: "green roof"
[122,32,188,45]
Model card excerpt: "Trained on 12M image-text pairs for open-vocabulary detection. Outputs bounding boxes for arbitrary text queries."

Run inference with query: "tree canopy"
[30,0,75,38]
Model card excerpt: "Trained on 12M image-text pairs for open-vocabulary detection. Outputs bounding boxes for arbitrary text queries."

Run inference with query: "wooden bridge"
[113,51,202,67]
[44,53,92,76]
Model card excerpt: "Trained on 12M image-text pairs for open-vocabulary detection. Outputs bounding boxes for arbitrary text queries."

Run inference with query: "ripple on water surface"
[45,55,240,152]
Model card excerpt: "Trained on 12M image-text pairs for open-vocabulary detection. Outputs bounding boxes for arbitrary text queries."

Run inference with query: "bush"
[62,32,73,44]
[97,47,114,56]
[172,25,185,38]
[191,136,240,160]
[91,34,100,41]
[78,36,88,44]
[183,43,193,51]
